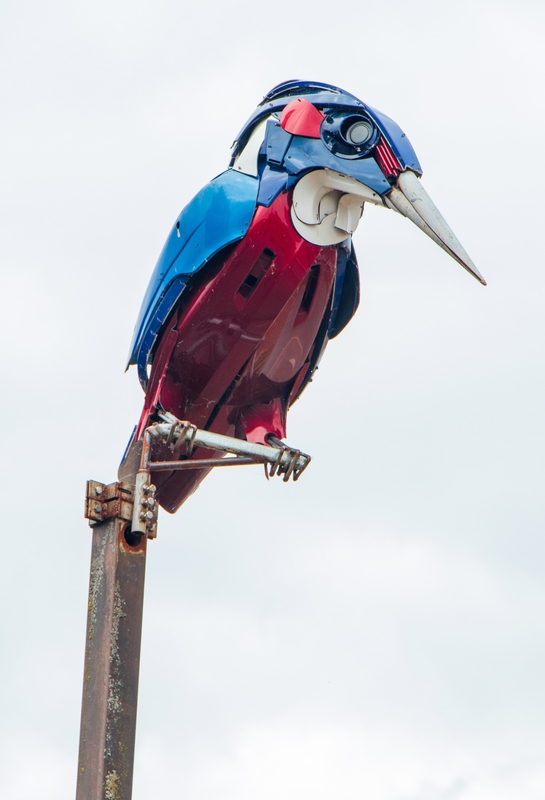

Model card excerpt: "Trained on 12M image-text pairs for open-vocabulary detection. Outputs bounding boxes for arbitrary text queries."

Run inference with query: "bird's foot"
[159,412,198,458]
[264,435,311,482]
[152,411,310,481]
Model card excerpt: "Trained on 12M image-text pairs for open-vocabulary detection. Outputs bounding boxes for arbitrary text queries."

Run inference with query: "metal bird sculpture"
[121,80,485,513]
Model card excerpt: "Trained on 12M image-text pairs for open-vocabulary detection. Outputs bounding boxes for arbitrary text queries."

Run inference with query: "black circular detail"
[321,112,380,159]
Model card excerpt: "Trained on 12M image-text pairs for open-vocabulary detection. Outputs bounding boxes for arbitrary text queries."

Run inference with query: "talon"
[158,412,198,458]
[282,449,300,482]
[264,435,311,482]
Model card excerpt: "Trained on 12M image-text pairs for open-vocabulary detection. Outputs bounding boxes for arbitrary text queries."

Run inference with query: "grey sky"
[1,1,544,798]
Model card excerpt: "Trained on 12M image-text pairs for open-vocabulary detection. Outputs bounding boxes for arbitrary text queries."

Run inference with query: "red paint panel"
[375,136,402,179]
[239,397,286,445]
[280,98,325,138]
[138,191,337,512]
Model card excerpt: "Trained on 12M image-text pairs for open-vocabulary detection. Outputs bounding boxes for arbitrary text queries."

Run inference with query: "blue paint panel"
[284,138,392,194]
[264,120,292,166]
[136,276,188,389]
[256,165,288,207]
[329,245,349,335]
[365,104,422,174]
[127,169,259,369]
[261,80,362,104]
[328,242,360,338]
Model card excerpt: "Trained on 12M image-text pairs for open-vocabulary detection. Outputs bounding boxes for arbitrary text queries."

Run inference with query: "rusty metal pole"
[75,419,307,798]
[76,482,148,800]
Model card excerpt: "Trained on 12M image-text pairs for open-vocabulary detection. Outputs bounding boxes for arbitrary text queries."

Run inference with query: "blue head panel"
[127,169,259,386]
[231,79,422,175]
[254,117,392,209]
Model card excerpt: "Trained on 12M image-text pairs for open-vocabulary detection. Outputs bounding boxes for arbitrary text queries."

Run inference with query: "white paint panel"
[232,117,271,177]
[290,168,383,245]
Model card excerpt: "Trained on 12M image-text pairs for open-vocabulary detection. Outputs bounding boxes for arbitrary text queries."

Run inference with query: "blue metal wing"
[127,168,259,387]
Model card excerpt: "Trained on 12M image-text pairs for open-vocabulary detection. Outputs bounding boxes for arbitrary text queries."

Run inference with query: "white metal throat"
[291,168,385,245]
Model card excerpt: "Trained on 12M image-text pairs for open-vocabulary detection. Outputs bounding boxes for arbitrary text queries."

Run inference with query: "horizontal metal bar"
[149,457,259,471]
[151,418,310,473]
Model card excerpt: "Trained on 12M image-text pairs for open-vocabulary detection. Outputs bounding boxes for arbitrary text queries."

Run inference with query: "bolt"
[94,486,103,496]
[145,510,154,521]
[94,503,102,514]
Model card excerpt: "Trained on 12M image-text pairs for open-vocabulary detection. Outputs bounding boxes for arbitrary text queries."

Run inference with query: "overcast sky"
[1,1,545,798]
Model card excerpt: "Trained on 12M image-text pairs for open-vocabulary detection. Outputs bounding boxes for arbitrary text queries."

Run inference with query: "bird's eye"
[321,112,379,159]
[344,119,373,145]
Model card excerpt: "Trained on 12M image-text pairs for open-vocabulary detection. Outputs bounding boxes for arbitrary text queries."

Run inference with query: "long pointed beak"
[385,170,486,285]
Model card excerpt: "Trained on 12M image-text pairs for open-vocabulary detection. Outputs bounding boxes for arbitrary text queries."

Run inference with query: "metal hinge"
[85,480,135,525]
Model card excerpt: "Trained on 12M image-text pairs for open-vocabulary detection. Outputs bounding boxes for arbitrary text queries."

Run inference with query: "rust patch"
[85,480,134,525]
[118,523,146,554]
[104,579,126,759]
[87,536,107,641]
[104,770,121,800]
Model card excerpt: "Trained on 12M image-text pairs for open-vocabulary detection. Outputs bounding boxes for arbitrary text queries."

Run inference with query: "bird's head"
[231,80,485,285]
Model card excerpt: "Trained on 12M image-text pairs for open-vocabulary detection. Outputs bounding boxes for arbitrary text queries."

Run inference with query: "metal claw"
[268,448,282,478]
[186,424,197,456]
[165,419,198,458]
[282,449,301,482]
[265,436,310,482]
[165,423,177,449]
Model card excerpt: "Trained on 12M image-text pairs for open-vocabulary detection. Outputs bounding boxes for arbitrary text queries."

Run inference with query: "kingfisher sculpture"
[121,80,485,513]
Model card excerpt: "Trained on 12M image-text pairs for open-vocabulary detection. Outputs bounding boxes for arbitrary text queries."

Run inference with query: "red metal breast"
[139,190,337,511]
